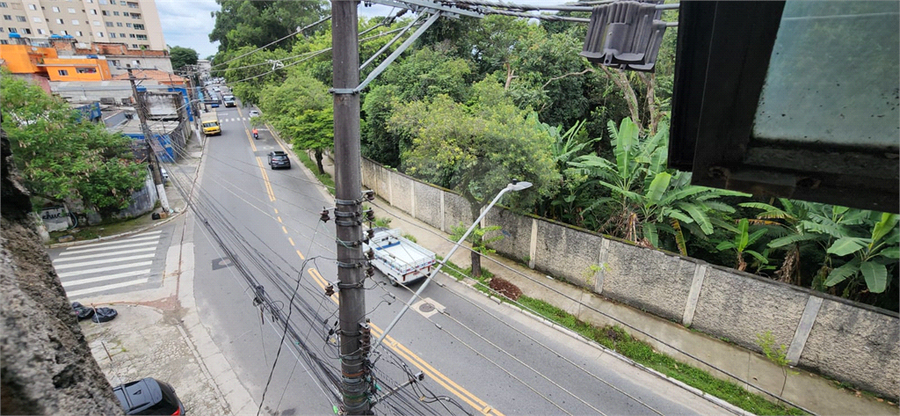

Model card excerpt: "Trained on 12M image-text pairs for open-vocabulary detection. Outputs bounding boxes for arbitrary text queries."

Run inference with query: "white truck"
[365,228,437,286]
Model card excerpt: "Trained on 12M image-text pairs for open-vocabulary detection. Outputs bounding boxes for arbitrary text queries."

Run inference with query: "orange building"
[1,43,112,81]
[0,44,58,75]
[42,57,112,82]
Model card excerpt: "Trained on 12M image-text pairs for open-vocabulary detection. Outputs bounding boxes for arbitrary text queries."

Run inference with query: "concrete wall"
[114,175,158,219]
[359,157,900,399]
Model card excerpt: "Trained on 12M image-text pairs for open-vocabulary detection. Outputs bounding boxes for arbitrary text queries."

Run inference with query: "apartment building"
[0,0,165,50]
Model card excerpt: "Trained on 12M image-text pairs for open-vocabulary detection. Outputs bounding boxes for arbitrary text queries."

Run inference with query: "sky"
[155,1,402,60]
[155,1,561,60]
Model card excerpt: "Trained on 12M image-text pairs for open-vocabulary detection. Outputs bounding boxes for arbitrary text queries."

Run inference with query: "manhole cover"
[418,302,435,313]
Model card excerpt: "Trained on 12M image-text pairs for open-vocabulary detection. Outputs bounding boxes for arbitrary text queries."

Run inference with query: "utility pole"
[125,66,170,212]
[332,1,370,414]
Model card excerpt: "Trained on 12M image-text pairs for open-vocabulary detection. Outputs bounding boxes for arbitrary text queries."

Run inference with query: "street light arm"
[372,183,522,352]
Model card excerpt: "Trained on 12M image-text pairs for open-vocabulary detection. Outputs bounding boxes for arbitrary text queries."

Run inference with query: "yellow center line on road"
[296,249,305,260]
[288,237,295,246]
[300,258,501,415]
[282,225,288,234]
[255,156,276,202]
[277,216,283,223]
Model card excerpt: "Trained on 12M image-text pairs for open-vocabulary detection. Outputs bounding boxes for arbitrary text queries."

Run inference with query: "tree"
[569,118,746,255]
[715,218,770,272]
[0,72,145,216]
[824,212,899,296]
[257,72,332,174]
[389,80,561,276]
[169,46,198,71]
[209,0,328,54]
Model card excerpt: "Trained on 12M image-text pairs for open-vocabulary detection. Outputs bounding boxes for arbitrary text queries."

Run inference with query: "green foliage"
[450,223,503,255]
[824,212,898,294]
[755,331,789,367]
[169,46,199,70]
[257,72,333,174]
[715,219,770,272]
[389,80,561,214]
[209,0,328,54]
[569,118,746,255]
[1,72,145,215]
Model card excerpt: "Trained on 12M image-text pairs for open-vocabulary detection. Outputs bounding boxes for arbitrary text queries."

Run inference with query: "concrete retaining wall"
[359,157,900,399]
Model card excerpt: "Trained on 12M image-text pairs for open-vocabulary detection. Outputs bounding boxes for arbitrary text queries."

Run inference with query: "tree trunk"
[471,249,482,278]
[600,66,642,129]
[314,149,325,175]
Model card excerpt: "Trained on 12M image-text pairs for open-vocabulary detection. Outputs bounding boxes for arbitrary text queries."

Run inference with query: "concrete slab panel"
[532,220,604,289]
[692,267,806,353]
[800,299,899,399]
[601,240,695,322]
[413,181,443,229]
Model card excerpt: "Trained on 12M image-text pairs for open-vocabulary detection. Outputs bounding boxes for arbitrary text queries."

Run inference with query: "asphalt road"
[190,104,731,415]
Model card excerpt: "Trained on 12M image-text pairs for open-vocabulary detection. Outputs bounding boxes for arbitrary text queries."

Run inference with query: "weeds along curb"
[446,273,755,416]
[48,208,186,250]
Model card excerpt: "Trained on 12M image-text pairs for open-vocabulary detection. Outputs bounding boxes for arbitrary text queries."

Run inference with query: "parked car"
[248,110,260,118]
[267,151,291,169]
[113,377,185,415]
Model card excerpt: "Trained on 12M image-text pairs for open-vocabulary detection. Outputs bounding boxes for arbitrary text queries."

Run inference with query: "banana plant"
[715,218,770,272]
[824,212,899,294]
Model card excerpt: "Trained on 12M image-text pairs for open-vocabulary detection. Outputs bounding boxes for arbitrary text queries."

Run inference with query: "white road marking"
[65,278,150,298]
[62,269,152,287]
[56,261,154,277]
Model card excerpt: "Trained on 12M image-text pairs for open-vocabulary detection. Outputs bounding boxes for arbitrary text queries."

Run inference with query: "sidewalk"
[73,132,258,415]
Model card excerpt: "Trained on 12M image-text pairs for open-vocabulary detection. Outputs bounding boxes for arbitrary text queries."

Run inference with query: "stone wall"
[1,133,123,414]
[360,157,900,399]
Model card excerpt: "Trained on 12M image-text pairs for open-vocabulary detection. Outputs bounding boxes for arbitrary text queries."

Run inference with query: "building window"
[131,44,137,48]
[105,21,111,26]
[71,19,78,24]
[0,40,7,44]
[109,59,118,66]
[90,9,96,15]
[128,33,134,38]
[127,2,137,8]
[8,27,16,33]
[116,22,121,27]
[57,69,68,76]
[92,20,99,26]
[55,18,62,23]
[37,28,44,34]
[135,34,145,40]
[3,15,11,20]
[101,10,107,15]
[60,30,67,35]
[113,11,118,16]
[125,22,130,27]
[23,28,30,34]
[96,31,102,37]
[99,0,107,3]
[67,8,74,13]
[0,3,7,8]
[0,27,3,32]
[77,67,97,74]
[74,30,81,36]
[130,13,139,19]
[28,4,36,10]
[15,15,24,21]
[133,23,143,30]
[31,16,40,22]
[122,12,128,16]
[109,32,115,38]
[52,6,59,12]
[110,0,116,4]
[119,32,124,37]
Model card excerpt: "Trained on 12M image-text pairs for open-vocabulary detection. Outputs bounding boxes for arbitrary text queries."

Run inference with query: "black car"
[268,151,291,169]
[113,377,185,415]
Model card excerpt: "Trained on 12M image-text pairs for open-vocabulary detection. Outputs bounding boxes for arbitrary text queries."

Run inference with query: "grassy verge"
[48,213,157,243]
[296,151,335,195]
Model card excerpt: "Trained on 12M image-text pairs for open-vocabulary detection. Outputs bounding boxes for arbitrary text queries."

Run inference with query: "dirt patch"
[490,277,523,301]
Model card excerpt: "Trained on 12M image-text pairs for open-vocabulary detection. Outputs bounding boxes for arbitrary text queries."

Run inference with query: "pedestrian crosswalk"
[51,230,169,300]
[220,117,250,123]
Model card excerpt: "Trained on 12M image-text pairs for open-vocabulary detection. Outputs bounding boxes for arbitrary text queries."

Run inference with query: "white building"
[0,0,165,51]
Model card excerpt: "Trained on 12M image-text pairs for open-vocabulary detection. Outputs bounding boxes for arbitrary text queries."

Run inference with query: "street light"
[371,179,533,351]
